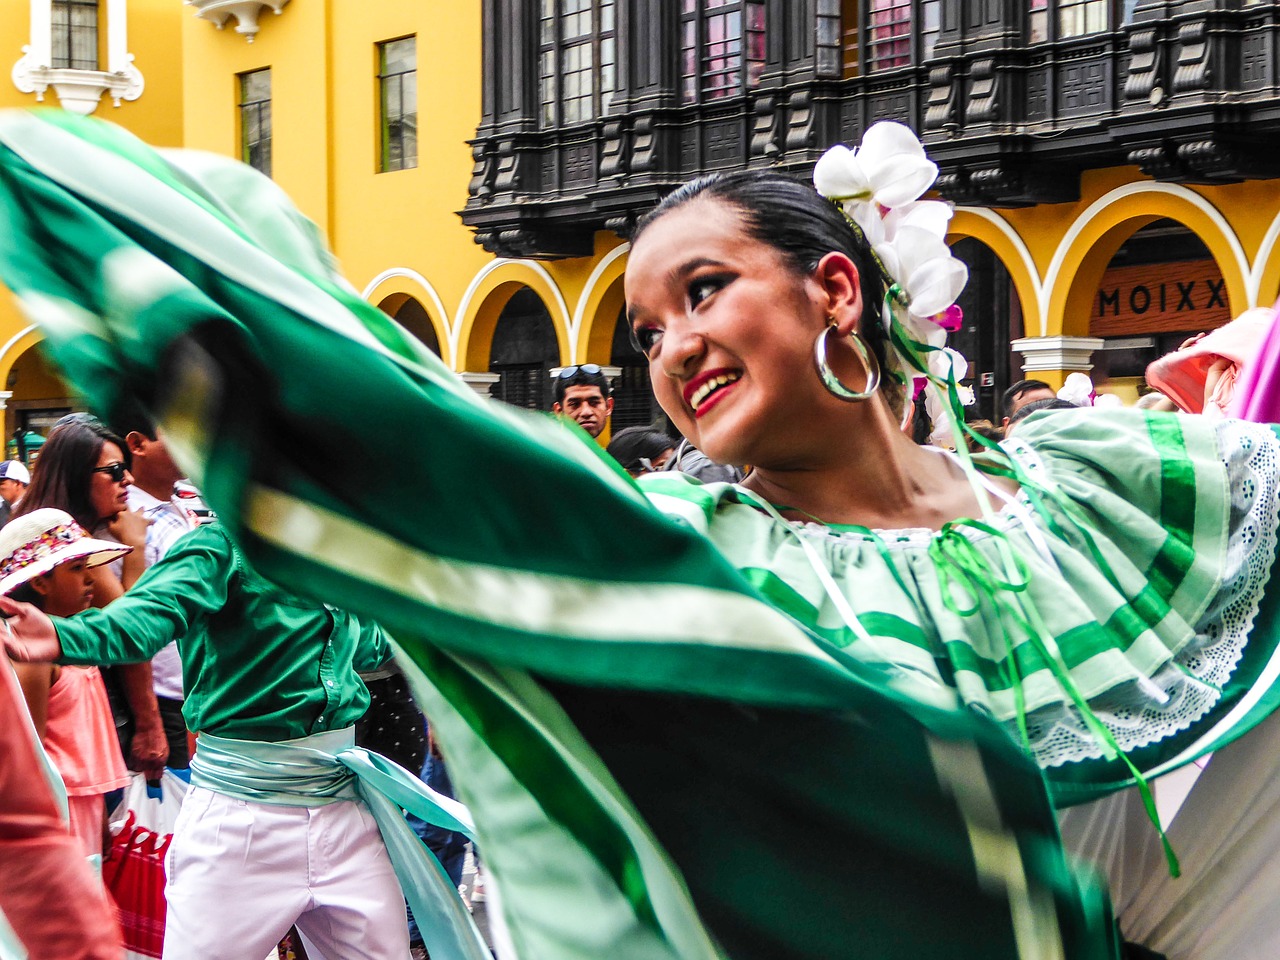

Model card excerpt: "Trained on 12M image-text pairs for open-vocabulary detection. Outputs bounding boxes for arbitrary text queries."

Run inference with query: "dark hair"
[632,171,891,388]
[553,367,612,405]
[606,426,675,474]
[1006,397,1076,430]
[15,415,129,530]
[1000,379,1054,419]
[111,401,158,441]
[8,581,41,609]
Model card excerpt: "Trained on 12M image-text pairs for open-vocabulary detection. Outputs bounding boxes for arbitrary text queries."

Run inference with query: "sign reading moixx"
[1092,258,1231,337]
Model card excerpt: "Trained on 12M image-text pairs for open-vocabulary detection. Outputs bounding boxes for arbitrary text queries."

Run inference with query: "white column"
[458,372,500,398]
[29,0,52,65]
[1010,336,1105,374]
[106,0,127,72]
[102,0,143,106]
[12,0,52,100]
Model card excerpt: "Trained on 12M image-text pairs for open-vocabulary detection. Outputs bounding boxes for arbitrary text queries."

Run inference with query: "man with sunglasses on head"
[552,364,613,440]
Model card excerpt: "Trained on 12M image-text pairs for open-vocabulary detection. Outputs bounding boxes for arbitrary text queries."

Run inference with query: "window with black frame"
[539,0,616,128]
[680,0,765,103]
[378,37,418,171]
[238,69,272,177]
[865,0,939,73]
[51,0,99,71]
[1029,0,1110,43]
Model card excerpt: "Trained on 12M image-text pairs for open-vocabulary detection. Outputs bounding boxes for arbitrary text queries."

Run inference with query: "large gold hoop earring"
[814,324,881,402]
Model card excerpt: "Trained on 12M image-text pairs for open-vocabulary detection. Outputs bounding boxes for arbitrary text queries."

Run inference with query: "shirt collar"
[126,484,173,513]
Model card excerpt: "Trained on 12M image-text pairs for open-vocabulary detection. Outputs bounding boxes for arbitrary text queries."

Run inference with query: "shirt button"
[326,680,334,687]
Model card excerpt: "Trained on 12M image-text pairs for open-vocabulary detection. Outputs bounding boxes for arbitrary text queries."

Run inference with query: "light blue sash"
[0,908,26,960]
[191,728,487,960]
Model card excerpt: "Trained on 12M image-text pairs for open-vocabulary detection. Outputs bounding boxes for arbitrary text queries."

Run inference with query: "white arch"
[360,267,452,333]
[953,207,1046,335]
[1250,210,1280,307]
[569,242,630,359]
[1042,182,1253,327]
[451,258,573,369]
[0,324,38,370]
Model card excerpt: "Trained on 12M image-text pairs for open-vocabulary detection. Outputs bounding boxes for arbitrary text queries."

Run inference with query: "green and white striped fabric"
[0,109,1119,959]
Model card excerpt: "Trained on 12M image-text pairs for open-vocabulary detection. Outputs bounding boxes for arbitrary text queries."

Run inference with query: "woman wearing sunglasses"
[13,415,165,778]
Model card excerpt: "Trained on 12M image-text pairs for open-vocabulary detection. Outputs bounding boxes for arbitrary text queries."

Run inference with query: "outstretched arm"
[17,527,234,670]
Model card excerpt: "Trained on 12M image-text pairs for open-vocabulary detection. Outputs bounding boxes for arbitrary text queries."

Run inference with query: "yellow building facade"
[175,1,633,412]
[0,0,184,445]
[5,2,1280,440]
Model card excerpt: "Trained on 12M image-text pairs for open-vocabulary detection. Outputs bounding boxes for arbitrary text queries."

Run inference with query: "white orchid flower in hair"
[873,226,969,336]
[925,389,955,447]
[855,199,955,248]
[927,346,970,385]
[813,121,939,213]
[816,121,974,425]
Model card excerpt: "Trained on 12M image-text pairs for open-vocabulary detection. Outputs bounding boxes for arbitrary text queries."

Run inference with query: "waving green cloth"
[0,109,1119,960]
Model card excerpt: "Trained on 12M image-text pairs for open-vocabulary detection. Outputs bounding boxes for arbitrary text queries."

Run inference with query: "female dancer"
[625,168,1280,957]
[2,112,1279,959]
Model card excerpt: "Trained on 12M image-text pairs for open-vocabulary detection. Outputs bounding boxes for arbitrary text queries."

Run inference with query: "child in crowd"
[5,507,133,859]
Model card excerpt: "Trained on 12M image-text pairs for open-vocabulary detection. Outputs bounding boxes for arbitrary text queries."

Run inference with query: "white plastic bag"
[103,772,187,960]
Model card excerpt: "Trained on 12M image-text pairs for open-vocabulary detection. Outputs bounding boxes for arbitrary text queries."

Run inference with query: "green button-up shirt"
[56,523,389,741]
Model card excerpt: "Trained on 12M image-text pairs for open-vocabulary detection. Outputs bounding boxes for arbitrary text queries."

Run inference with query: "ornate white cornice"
[185,0,291,42]
[12,55,144,115]
[11,0,145,115]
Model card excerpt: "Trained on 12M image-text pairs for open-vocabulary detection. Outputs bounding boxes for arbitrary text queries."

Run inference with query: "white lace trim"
[1028,419,1280,766]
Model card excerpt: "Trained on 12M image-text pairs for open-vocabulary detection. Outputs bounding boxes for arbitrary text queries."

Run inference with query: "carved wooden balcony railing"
[462,0,1280,259]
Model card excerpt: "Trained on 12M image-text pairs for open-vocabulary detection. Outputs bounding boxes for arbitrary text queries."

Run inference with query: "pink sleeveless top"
[43,666,130,796]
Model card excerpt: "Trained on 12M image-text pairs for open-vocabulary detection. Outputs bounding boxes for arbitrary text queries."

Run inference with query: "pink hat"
[1145,308,1275,415]
[0,508,131,595]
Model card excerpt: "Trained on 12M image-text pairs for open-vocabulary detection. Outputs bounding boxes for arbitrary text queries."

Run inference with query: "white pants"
[163,785,410,960]
[1059,709,1280,960]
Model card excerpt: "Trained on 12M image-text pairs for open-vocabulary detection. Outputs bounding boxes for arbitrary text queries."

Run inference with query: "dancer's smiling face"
[625,197,859,469]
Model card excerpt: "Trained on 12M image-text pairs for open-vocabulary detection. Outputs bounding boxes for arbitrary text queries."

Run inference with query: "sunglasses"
[91,462,128,482]
[555,364,603,380]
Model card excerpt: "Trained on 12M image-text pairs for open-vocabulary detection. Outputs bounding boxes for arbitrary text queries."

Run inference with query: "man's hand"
[0,596,61,662]
[129,719,168,780]
[116,659,168,778]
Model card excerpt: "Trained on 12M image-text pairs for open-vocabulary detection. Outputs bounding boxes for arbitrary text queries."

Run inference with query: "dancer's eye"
[631,325,663,358]
[688,275,728,309]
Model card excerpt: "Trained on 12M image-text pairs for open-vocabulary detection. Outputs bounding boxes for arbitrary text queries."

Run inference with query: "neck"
[740,400,992,531]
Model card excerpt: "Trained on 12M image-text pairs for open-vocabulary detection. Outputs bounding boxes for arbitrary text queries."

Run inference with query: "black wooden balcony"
[462,0,1280,259]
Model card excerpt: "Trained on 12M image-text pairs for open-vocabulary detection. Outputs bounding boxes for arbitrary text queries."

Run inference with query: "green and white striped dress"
[642,408,1280,806]
[3,108,1277,960]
